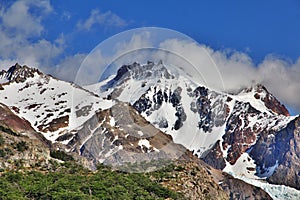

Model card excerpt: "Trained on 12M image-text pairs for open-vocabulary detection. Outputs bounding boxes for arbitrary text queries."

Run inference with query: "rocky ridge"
[0,63,277,199]
[93,61,300,198]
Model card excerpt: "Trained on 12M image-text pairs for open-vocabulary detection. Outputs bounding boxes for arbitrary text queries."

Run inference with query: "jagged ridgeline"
[1,62,299,199]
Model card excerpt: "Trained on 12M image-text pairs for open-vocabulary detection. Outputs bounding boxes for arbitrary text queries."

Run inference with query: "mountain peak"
[0,63,41,84]
[114,61,173,82]
[240,83,290,116]
[101,61,174,93]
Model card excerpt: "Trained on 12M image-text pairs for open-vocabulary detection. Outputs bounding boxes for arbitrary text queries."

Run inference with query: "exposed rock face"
[0,103,34,135]
[249,117,300,189]
[0,103,51,171]
[253,84,289,116]
[0,63,41,83]
[37,115,69,132]
[202,140,226,170]
[107,61,174,88]
[220,102,260,165]
[152,161,229,200]
[66,102,187,169]
[0,130,51,171]
[133,86,188,131]
[203,97,294,171]
[219,173,272,200]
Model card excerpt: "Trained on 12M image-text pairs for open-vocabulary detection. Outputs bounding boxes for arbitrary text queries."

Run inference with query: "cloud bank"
[0,1,299,114]
[0,0,63,70]
[76,32,300,114]
[162,40,300,114]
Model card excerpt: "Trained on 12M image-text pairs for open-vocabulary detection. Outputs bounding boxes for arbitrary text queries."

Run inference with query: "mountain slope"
[0,64,113,143]
[0,101,271,200]
[89,61,300,198]
[0,63,275,199]
[65,101,188,169]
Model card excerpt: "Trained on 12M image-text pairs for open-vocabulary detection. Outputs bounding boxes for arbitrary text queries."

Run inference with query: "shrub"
[0,134,4,146]
[50,150,74,161]
[16,141,28,152]
[0,161,184,199]
[0,126,19,136]
[0,149,6,157]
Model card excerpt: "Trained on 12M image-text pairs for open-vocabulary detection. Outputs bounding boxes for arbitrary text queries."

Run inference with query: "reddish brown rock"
[0,103,34,134]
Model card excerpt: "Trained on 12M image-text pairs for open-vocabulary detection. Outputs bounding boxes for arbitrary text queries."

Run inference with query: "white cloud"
[73,49,111,85]
[0,0,64,71]
[0,2,298,115]
[74,30,300,113]
[77,9,128,31]
[114,31,152,53]
[72,31,156,85]
[0,0,52,37]
[158,39,300,113]
[51,53,86,83]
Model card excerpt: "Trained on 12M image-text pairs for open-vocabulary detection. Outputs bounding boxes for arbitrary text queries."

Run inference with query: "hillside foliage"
[0,162,185,200]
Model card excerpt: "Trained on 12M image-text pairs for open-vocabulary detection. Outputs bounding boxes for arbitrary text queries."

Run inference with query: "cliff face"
[0,103,35,136]
[253,117,300,189]
[253,84,290,116]
[0,63,41,83]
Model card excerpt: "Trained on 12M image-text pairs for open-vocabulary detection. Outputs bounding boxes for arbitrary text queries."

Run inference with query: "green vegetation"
[0,148,12,158]
[0,149,6,157]
[0,132,185,199]
[0,126,19,136]
[0,134,4,146]
[0,135,13,158]
[0,162,185,200]
[50,150,74,161]
[15,141,28,152]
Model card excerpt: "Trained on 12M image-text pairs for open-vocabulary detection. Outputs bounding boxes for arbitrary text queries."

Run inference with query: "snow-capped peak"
[235,84,290,116]
[103,61,174,89]
[0,64,113,143]
[0,63,41,84]
[85,61,298,188]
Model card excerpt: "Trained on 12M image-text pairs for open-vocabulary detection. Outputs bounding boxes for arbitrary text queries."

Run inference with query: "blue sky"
[46,0,300,63]
[0,0,300,114]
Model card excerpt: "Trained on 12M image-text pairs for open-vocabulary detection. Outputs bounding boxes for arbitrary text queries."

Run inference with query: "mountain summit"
[0,63,41,84]
[87,61,300,198]
[0,62,299,199]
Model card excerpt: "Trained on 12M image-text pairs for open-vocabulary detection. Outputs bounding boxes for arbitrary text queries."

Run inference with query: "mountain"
[88,61,300,199]
[0,63,113,143]
[0,63,40,83]
[0,64,187,169]
[1,62,299,199]
[0,63,276,199]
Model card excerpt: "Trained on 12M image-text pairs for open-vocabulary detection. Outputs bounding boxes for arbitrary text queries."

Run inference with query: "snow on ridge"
[223,152,300,200]
[0,70,113,143]
[232,171,300,200]
[232,88,272,115]
[138,139,151,149]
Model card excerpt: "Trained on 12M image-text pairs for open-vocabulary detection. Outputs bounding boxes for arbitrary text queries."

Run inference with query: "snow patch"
[110,117,115,126]
[138,139,151,149]
[223,152,258,179]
